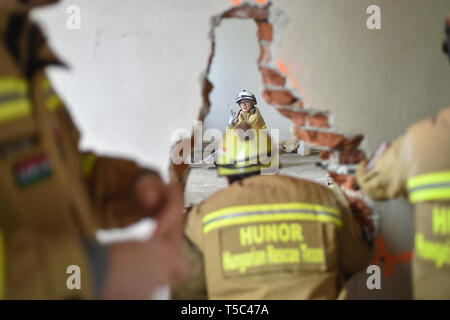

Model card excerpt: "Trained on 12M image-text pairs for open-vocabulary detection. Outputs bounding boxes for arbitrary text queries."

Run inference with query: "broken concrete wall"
[276,0,450,152]
[203,18,293,142]
[32,0,233,177]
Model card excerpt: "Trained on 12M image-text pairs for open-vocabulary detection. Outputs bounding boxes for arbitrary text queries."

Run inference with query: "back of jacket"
[357,107,450,299]
[185,174,373,300]
[0,6,97,299]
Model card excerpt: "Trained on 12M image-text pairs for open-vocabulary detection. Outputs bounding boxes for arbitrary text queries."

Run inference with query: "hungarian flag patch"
[14,153,52,188]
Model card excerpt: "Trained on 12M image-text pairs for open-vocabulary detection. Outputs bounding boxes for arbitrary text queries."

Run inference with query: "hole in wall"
[203,18,293,142]
[172,1,412,298]
[176,2,371,218]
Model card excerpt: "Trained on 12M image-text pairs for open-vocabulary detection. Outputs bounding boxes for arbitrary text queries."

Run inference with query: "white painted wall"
[32,0,232,180]
[276,0,450,151]
[204,18,292,142]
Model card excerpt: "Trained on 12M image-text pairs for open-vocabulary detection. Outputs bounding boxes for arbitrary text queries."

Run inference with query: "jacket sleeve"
[332,187,374,277]
[185,204,205,251]
[84,154,162,229]
[356,136,408,200]
[43,79,161,229]
[49,85,163,230]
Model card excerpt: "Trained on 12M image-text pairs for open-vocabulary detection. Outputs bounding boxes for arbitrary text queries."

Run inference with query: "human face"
[239,99,254,112]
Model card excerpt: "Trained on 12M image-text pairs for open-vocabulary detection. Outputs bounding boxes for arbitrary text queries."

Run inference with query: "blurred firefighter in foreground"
[356,17,450,299]
[0,0,188,299]
[173,122,373,299]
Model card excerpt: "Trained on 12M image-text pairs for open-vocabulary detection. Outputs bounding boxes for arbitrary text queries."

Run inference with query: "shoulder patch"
[14,152,52,188]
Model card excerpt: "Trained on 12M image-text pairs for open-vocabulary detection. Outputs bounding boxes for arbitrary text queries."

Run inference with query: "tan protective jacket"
[229,106,266,130]
[356,107,450,299]
[0,6,157,299]
[175,174,373,300]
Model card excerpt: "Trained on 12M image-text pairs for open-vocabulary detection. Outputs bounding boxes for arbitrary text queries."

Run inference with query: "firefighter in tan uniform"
[0,1,188,299]
[356,19,450,300]
[173,123,373,300]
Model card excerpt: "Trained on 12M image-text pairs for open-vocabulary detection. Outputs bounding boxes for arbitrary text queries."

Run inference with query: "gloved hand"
[228,110,238,127]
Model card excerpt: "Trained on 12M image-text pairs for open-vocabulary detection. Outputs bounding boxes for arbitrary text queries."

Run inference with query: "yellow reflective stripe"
[0,99,32,124]
[217,165,261,176]
[0,76,62,124]
[0,77,28,95]
[41,76,62,112]
[410,188,450,203]
[203,202,340,223]
[203,212,342,234]
[408,171,450,203]
[202,202,341,234]
[0,77,32,124]
[83,153,98,178]
[407,171,450,190]
[0,229,5,300]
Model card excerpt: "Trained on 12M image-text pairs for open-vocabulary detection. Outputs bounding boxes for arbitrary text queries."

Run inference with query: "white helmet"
[236,90,257,105]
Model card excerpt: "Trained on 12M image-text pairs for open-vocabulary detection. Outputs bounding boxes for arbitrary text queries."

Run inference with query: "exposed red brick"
[347,195,373,216]
[257,22,273,41]
[222,4,269,21]
[202,78,213,114]
[294,129,343,148]
[319,150,331,160]
[346,195,375,233]
[205,38,216,75]
[322,151,340,162]
[329,172,358,191]
[318,149,365,163]
[294,129,363,150]
[342,135,364,150]
[309,113,330,128]
[278,109,307,126]
[263,89,298,105]
[339,149,366,164]
[259,67,286,86]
